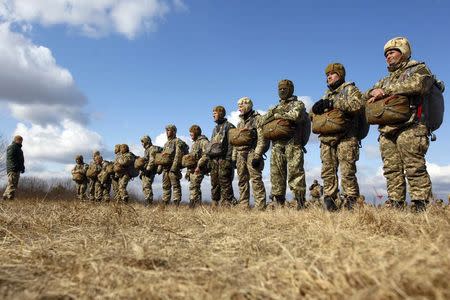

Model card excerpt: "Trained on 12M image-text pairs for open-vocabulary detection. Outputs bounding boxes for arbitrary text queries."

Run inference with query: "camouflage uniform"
[266,96,308,206]
[187,135,209,206]
[367,60,434,206]
[71,162,88,200]
[95,161,112,202]
[115,152,134,202]
[141,144,162,204]
[232,110,269,209]
[309,181,322,203]
[111,146,121,201]
[161,137,184,205]
[319,82,364,209]
[208,118,236,205]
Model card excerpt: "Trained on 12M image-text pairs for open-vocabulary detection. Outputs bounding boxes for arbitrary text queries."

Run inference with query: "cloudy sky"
[0,0,449,202]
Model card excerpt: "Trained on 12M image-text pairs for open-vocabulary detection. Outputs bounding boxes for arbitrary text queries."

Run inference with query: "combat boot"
[411,200,427,212]
[274,195,286,207]
[388,200,406,210]
[324,196,338,212]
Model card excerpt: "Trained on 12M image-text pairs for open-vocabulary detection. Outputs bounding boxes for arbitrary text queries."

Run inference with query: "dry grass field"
[0,198,449,299]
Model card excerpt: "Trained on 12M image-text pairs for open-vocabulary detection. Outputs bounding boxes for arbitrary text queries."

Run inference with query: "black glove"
[231,160,237,170]
[251,157,261,169]
[21,168,25,174]
[312,99,333,115]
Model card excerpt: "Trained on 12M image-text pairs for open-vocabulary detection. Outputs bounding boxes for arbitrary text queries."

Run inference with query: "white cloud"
[154,132,191,148]
[14,120,104,164]
[0,0,185,39]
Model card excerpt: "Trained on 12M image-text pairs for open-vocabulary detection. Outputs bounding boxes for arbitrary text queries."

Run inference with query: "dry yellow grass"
[0,199,449,299]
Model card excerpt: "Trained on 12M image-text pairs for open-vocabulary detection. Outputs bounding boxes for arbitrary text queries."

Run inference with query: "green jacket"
[6,142,25,173]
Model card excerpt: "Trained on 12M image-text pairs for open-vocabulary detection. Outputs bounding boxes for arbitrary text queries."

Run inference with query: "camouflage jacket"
[190,135,209,169]
[72,163,88,175]
[144,144,163,172]
[320,82,364,144]
[163,137,184,171]
[232,110,269,159]
[116,153,134,168]
[367,60,434,135]
[266,96,308,145]
[210,118,235,161]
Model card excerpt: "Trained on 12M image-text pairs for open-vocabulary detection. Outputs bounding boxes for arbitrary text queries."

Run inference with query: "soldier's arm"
[254,116,269,157]
[171,140,183,171]
[365,77,387,98]
[225,123,235,161]
[383,65,433,96]
[197,139,209,168]
[279,101,306,124]
[337,85,364,115]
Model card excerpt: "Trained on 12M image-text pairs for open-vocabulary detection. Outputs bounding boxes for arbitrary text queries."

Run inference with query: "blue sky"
[0,0,449,200]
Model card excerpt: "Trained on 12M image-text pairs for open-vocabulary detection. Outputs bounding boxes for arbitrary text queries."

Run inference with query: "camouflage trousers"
[379,124,432,201]
[320,137,360,199]
[94,181,111,202]
[141,173,155,203]
[210,158,234,205]
[111,176,119,201]
[3,171,20,200]
[118,175,130,202]
[189,172,204,206]
[75,181,88,200]
[270,141,306,200]
[162,170,182,204]
[236,150,266,209]
[88,178,96,201]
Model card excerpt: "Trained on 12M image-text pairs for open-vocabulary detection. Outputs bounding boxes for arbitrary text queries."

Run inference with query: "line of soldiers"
[70,37,443,212]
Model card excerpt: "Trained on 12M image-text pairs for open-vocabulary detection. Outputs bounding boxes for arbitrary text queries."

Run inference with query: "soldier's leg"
[119,175,130,202]
[162,170,172,204]
[286,143,306,208]
[141,174,152,202]
[236,151,250,208]
[320,142,339,199]
[170,171,182,205]
[219,159,234,205]
[189,172,204,206]
[397,125,432,205]
[80,182,88,200]
[248,151,266,209]
[379,134,406,204]
[94,181,103,201]
[112,178,119,201]
[88,179,96,201]
[4,172,20,200]
[270,143,287,205]
[337,138,360,209]
[102,182,111,202]
[210,159,220,204]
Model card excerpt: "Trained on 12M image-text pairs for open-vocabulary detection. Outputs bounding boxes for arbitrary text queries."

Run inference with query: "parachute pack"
[419,76,445,137]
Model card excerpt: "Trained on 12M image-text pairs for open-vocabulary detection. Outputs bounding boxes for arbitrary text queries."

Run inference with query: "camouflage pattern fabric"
[321,137,360,199]
[208,119,235,205]
[319,82,363,200]
[94,161,111,202]
[87,160,98,201]
[379,124,431,201]
[210,158,234,205]
[367,60,434,201]
[72,162,88,200]
[265,96,308,201]
[235,150,266,209]
[161,137,185,204]
[141,144,161,203]
[187,135,209,206]
[116,152,134,202]
[2,171,20,200]
[232,110,268,209]
[309,182,322,201]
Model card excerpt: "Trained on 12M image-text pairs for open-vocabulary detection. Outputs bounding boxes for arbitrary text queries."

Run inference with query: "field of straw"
[0,197,449,299]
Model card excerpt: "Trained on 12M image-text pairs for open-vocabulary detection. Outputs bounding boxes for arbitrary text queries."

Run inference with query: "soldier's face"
[278,85,291,100]
[76,158,82,164]
[141,140,148,148]
[385,49,403,66]
[213,111,220,121]
[166,129,175,138]
[190,131,197,141]
[327,72,340,85]
[238,102,251,115]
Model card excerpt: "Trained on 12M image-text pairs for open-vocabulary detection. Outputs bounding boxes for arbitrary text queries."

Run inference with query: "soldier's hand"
[251,156,262,169]
[194,167,201,174]
[273,113,281,119]
[185,172,190,181]
[323,99,333,110]
[156,166,163,175]
[312,99,325,114]
[369,88,386,99]
[21,168,25,174]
